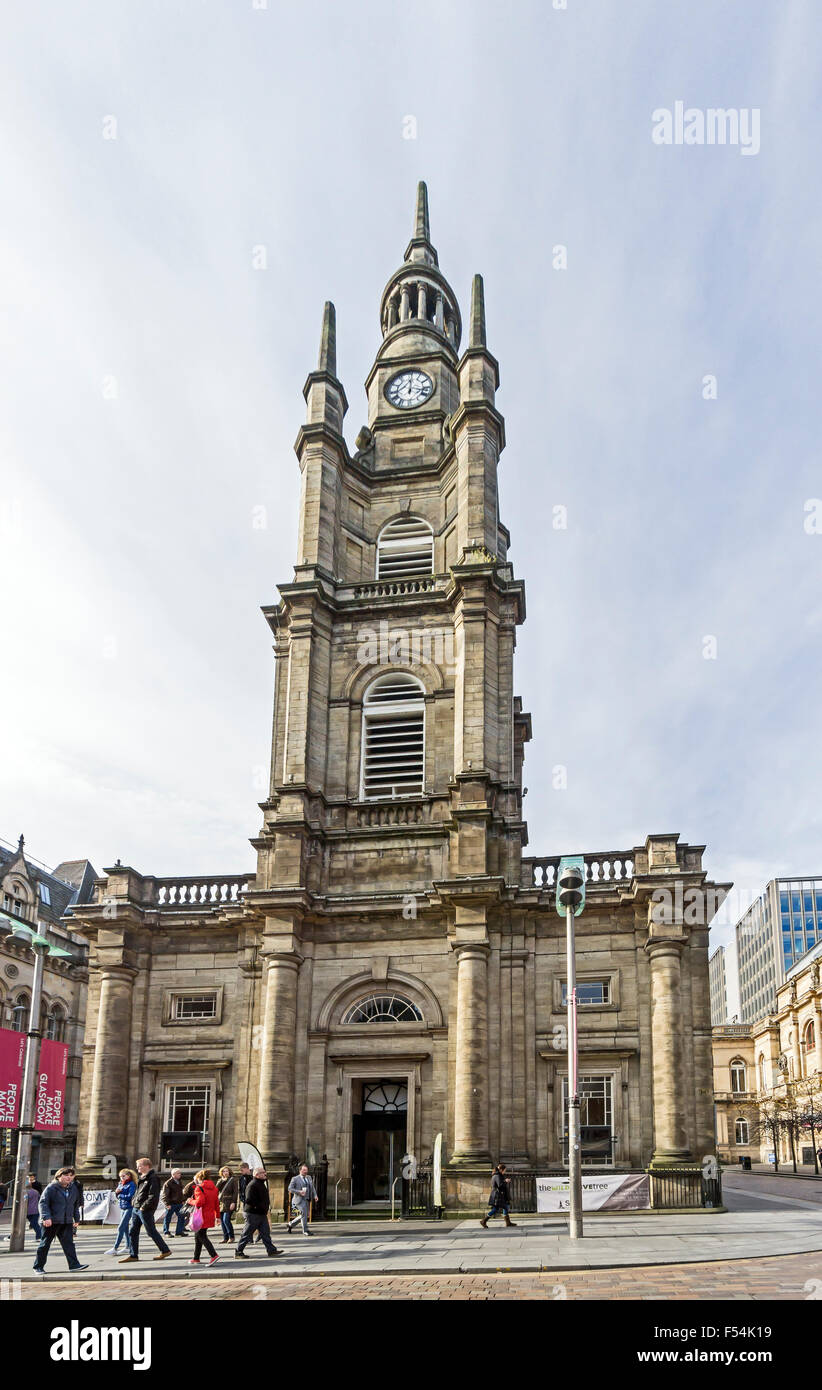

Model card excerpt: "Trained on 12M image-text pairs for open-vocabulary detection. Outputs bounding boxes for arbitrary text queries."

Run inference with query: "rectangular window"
[38,883,51,905]
[561,980,610,1006]
[165,1084,211,1133]
[171,993,218,1021]
[561,1076,614,1167]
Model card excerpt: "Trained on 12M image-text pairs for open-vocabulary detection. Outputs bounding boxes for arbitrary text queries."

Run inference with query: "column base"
[648,1151,695,1169]
[75,1155,128,1183]
[448,1152,492,1167]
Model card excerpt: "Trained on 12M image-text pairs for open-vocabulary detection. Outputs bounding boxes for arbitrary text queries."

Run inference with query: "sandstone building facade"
[69,187,726,1207]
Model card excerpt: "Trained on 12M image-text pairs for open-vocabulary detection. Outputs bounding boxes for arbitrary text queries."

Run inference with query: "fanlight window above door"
[361,673,425,799]
[363,1081,408,1112]
[342,994,423,1025]
[376,516,434,580]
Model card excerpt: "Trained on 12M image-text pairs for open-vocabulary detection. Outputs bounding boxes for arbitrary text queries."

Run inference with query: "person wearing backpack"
[188,1169,221,1266]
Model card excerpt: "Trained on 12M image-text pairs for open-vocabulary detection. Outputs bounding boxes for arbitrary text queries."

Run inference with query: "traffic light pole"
[566,902,583,1239]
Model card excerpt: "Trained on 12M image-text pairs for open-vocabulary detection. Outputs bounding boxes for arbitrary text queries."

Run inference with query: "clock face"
[385,369,434,410]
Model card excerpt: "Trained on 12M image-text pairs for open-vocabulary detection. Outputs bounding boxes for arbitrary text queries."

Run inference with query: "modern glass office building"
[736,877,822,1022]
[709,945,728,1025]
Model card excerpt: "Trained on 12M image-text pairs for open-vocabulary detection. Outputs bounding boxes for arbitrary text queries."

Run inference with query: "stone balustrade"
[353,577,438,600]
[153,876,252,909]
[348,799,435,829]
[522,852,635,891]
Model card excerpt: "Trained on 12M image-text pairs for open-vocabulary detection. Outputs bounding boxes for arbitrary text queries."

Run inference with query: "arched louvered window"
[11,995,29,1032]
[376,516,434,580]
[342,994,423,1024]
[361,673,425,799]
[46,1005,67,1043]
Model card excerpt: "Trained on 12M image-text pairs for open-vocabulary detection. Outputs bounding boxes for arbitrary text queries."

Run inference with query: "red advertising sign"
[0,1027,26,1128]
[34,1038,69,1132]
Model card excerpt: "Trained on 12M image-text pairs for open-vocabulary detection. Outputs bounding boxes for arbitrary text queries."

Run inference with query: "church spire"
[404,180,438,267]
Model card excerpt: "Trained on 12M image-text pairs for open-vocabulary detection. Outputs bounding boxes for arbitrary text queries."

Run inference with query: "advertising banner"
[536,1173,650,1212]
[34,1038,69,1131]
[0,1027,26,1129]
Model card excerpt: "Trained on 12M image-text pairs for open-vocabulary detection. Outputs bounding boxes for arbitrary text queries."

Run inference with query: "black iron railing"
[402,1172,433,1218]
[647,1167,723,1209]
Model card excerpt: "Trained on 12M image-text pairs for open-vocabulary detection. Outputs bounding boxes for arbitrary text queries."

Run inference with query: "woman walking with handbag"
[216,1165,239,1244]
[188,1169,221,1266]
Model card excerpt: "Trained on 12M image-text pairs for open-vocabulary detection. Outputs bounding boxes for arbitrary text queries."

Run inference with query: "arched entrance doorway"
[352,1080,408,1203]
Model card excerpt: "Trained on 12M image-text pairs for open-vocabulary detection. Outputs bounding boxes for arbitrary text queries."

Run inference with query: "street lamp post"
[2,920,74,1254]
[557,856,586,1241]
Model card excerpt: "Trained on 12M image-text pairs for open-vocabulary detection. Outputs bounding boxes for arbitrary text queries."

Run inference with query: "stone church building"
[70,186,725,1207]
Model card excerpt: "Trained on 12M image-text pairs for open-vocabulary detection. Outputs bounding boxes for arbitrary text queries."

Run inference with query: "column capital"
[644,932,687,958]
[451,940,490,963]
[261,950,303,974]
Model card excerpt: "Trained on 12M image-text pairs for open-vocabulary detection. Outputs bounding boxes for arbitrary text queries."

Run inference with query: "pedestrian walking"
[120,1157,171,1263]
[105,1169,137,1256]
[479,1163,517,1229]
[0,1180,7,1213]
[188,1169,221,1266]
[26,1174,43,1242]
[285,1164,318,1236]
[237,1162,252,1204]
[234,1166,280,1258]
[161,1169,186,1237]
[216,1165,239,1244]
[33,1166,89,1274]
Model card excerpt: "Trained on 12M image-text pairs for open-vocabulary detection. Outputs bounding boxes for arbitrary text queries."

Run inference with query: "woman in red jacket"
[189,1169,221,1266]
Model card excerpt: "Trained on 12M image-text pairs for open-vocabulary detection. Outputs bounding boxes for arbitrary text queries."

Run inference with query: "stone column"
[400,284,410,321]
[256,954,301,1163]
[83,966,137,1173]
[417,282,427,320]
[646,938,691,1164]
[451,943,491,1163]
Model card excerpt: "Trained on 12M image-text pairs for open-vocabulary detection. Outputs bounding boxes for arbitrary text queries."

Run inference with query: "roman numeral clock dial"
[385,369,434,409]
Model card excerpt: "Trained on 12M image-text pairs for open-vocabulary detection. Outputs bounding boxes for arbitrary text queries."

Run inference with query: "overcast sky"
[3,1,820,1000]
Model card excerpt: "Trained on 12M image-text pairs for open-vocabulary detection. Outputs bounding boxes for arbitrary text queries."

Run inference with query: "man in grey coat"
[285,1164,318,1236]
[33,1167,89,1274]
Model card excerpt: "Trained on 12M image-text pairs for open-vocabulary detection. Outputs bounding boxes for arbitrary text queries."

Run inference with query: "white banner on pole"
[536,1173,650,1212]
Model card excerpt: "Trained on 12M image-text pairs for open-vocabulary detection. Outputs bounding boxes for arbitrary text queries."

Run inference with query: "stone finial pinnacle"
[317,301,336,375]
[414,181,430,242]
[469,274,486,348]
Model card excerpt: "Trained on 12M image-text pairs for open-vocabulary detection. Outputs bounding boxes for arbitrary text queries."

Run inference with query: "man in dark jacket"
[161,1169,186,1237]
[121,1157,171,1262]
[33,1167,89,1273]
[234,1167,279,1258]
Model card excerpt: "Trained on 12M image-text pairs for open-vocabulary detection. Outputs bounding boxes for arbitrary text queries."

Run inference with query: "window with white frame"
[165,1084,211,1134]
[735,1118,750,1145]
[171,992,218,1021]
[730,1060,747,1094]
[38,883,51,905]
[361,673,425,799]
[376,516,434,580]
[561,980,611,1006]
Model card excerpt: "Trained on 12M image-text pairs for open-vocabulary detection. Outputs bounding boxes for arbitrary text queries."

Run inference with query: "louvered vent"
[362,673,425,799]
[376,516,434,580]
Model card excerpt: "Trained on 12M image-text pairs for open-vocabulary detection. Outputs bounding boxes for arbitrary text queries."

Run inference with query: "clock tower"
[72,182,723,1208]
